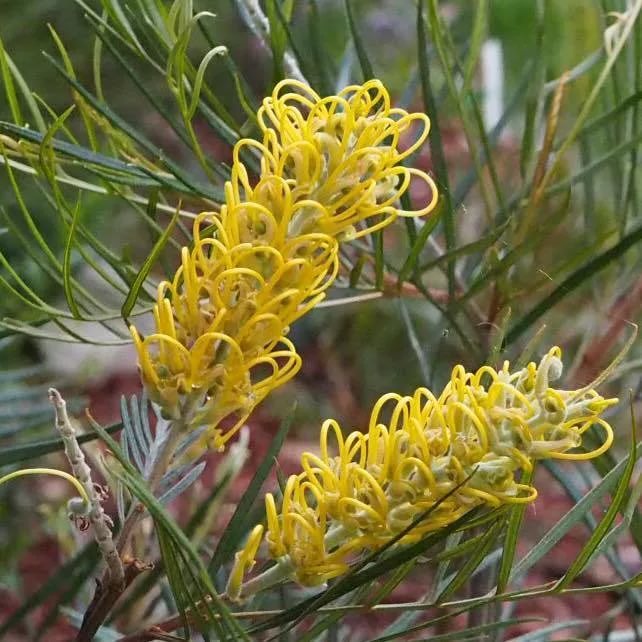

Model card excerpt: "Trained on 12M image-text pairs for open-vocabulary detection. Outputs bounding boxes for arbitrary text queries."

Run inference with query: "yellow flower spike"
[232,346,619,592]
[226,524,265,603]
[194,339,303,451]
[130,79,438,451]
[499,484,539,504]
[131,226,332,446]
[192,210,230,246]
[300,453,339,501]
[535,346,563,398]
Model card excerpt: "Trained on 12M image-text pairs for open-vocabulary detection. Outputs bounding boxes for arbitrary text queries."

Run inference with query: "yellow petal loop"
[242,78,438,238]
[226,524,265,602]
[235,346,617,589]
[129,79,437,448]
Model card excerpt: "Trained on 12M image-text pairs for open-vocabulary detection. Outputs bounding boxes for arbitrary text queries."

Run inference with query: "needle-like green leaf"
[208,404,296,576]
[121,205,180,322]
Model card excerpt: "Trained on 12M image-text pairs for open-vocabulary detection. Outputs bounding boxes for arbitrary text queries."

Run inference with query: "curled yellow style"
[130,79,438,449]
[229,347,617,593]
[230,79,438,239]
[131,207,335,446]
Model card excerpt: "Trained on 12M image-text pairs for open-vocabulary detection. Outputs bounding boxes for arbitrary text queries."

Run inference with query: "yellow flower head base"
[228,347,617,597]
[130,79,438,450]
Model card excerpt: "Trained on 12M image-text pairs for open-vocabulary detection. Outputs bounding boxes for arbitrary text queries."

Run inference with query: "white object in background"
[481,39,505,134]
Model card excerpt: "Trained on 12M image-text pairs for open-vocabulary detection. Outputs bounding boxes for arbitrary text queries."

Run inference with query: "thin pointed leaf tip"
[130,79,438,450]
[229,346,617,596]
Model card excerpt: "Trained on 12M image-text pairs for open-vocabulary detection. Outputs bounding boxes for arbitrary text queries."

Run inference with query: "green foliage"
[0,1,641,640]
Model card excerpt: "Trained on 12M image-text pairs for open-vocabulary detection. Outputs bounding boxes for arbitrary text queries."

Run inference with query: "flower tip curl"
[226,524,265,602]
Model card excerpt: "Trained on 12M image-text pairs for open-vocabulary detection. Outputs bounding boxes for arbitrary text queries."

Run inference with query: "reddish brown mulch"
[2,370,639,641]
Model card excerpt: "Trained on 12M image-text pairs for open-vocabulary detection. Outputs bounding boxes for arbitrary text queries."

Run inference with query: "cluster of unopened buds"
[227,347,617,598]
[130,79,438,450]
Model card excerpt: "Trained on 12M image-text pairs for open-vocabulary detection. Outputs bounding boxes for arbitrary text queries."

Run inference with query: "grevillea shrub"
[0,3,640,642]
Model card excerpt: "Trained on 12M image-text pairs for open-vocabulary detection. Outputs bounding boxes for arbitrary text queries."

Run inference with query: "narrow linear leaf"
[420,221,508,273]
[365,560,416,608]
[121,206,180,321]
[344,0,374,80]
[112,465,237,618]
[62,198,83,319]
[505,619,589,642]
[348,254,367,288]
[120,396,145,472]
[376,617,543,642]
[496,466,535,593]
[398,208,442,285]
[427,532,465,605]
[510,443,641,581]
[556,408,638,589]
[399,299,430,382]
[543,130,642,199]
[298,587,371,642]
[417,0,455,297]
[543,459,642,612]
[114,460,232,619]
[158,461,206,506]
[577,89,642,140]
[582,474,642,572]
[0,422,122,467]
[208,404,296,575]
[519,3,546,179]
[436,521,502,602]
[266,0,292,80]
[462,0,487,90]
[461,189,573,305]
[374,229,384,290]
[504,222,642,346]
[88,417,247,640]
[90,21,194,150]
[156,527,191,634]
[0,121,160,182]
[0,37,22,125]
[307,0,333,95]
[42,54,224,200]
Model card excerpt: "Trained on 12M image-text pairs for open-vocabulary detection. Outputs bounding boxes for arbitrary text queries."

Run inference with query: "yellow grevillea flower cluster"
[229,347,617,594]
[130,79,437,449]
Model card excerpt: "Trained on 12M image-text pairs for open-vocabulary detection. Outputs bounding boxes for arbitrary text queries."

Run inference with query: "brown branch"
[77,557,151,642]
[118,618,185,642]
[382,272,456,303]
[76,401,198,641]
